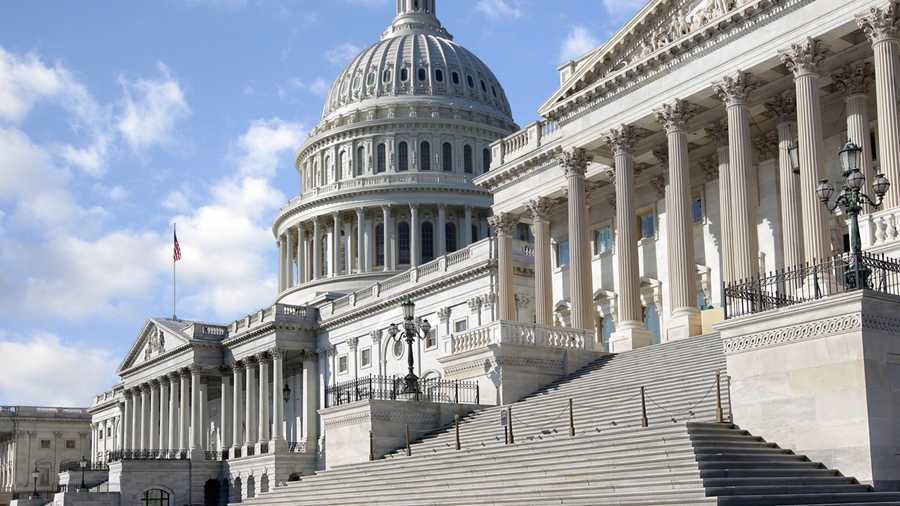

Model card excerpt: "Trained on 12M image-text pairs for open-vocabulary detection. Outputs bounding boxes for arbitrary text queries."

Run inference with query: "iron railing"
[325,375,480,408]
[204,450,230,461]
[59,462,109,473]
[724,252,900,319]
[288,441,307,453]
[107,449,187,462]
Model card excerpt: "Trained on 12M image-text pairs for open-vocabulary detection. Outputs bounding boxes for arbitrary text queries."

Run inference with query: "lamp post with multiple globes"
[387,299,432,395]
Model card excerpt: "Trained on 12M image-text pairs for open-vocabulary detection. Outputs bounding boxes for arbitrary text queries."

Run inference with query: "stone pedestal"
[717,290,900,490]
[319,400,479,469]
[609,322,656,353]
[665,308,701,342]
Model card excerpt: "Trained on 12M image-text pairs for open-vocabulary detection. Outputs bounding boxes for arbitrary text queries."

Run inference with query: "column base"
[665,307,702,341]
[609,322,655,353]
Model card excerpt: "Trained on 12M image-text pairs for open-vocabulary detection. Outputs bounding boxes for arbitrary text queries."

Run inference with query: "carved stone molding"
[437,307,451,322]
[764,93,797,123]
[526,197,554,221]
[655,99,696,133]
[603,125,637,156]
[557,148,592,179]
[780,37,829,78]
[713,71,757,106]
[370,329,382,345]
[488,212,518,236]
[857,4,900,45]
[832,62,873,97]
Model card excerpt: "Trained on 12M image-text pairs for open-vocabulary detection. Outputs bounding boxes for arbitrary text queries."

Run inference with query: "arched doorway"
[203,479,219,506]
[141,489,171,506]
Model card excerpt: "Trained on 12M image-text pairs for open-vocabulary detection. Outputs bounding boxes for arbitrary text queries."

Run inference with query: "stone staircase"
[238,333,900,505]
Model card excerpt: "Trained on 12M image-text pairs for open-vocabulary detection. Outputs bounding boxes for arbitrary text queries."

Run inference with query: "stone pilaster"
[527,197,554,326]
[859,5,900,207]
[231,363,244,455]
[781,38,832,263]
[604,126,654,352]
[167,372,179,451]
[271,349,285,445]
[706,121,734,283]
[714,71,759,280]
[488,212,517,321]
[558,148,595,332]
[765,93,804,270]
[656,100,701,340]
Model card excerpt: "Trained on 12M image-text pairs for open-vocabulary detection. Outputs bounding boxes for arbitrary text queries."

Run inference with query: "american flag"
[173,226,182,262]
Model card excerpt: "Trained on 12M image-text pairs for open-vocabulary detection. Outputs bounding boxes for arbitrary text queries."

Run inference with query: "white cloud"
[0,332,118,406]
[117,62,191,151]
[93,183,129,202]
[475,0,523,20]
[560,25,600,62]
[279,77,329,99]
[234,118,306,178]
[326,43,362,66]
[162,188,191,211]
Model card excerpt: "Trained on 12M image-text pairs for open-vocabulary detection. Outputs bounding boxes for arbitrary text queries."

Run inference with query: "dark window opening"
[420,141,431,171]
[422,222,435,262]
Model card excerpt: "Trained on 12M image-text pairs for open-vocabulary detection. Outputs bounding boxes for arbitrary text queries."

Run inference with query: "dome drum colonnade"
[485,1,900,351]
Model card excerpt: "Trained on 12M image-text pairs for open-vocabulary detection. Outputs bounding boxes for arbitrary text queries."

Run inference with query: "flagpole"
[173,223,177,321]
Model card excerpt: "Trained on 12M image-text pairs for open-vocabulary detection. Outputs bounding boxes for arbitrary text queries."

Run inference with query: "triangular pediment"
[117,318,192,373]
[539,0,749,117]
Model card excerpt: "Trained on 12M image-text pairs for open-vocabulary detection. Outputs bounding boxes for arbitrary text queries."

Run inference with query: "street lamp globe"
[874,173,891,199]
[839,140,863,176]
[387,322,399,339]
[846,169,866,191]
[816,179,835,203]
[420,318,431,335]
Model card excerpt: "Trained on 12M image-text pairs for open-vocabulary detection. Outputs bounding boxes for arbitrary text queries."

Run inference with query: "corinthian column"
[558,148,594,331]
[859,5,900,207]
[271,349,285,445]
[139,385,149,451]
[488,213,517,321]
[331,213,340,278]
[356,208,366,273]
[834,63,876,200]
[257,353,270,445]
[245,358,258,448]
[158,378,169,451]
[179,369,189,451]
[167,373,178,451]
[297,224,306,284]
[409,205,419,267]
[231,363,244,456]
[656,100,700,340]
[122,391,132,451]
[312,219,321,280]
[604,126,654,352]
[705,121,734,283]
[765,94,804,270]
[781,39,832,263]
[189,367,202,455]
[714,71,759,280]
[527,197,553,326]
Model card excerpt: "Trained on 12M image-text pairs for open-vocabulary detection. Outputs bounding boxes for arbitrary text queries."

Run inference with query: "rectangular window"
[593,227,613,256]
[338,355,348,374]
[639,213,655,240]
[40,439,51,449]
[98,430,104,440]
[107,427,112,437]
[66,440,76,449]
[691,197,703,223]
[360,348,371,368]
[556,240,570,267]
[425,329,437,349]
[453,319,468,333]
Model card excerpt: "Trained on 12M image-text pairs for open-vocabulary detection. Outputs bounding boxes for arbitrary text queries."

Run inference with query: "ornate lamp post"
[31,466,39,498]
[79,455,87,492]
[816,140,891,288]
[282,383,291,404]
[387,299,431,395]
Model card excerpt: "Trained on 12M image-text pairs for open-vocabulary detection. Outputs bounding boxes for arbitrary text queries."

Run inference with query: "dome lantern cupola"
[384,0,451,40]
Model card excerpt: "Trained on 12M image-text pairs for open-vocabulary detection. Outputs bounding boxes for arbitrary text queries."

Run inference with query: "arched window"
[398,142,409,172]
[471,224,479,243]
[400,68,409,82]
[466,75,474,88]
[421,222,435,263]
[463,145,473,174]
[420,141,431,171]
[480,80,487,92]
[376,144,386,173]
[355,146,365,176]
[398,222,411,264]
[442,142,453,172]
[337,151,344,180]
[435,69,444,82]
[141,489,170,506]
[375,224,385,267]
[482,148,491,173]
[323,155,331,184]
[383,69,392,83]
[446,222,458,253]
[367,72,375,86]
[452,72,460,85]
[418,68,427,81]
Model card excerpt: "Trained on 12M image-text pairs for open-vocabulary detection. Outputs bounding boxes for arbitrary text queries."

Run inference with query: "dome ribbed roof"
[321,6,512,122]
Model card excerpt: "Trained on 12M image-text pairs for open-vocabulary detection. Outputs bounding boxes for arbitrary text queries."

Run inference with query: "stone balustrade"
[450,320,591,354]
[862,207,900,254]
[230,303,318,335]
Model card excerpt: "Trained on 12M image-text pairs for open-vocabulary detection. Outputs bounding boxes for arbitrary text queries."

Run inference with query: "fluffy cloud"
[234,118,306,178]
[117,62,191,151]
[0,332,118,406]
[560,25,600,62]
[475,0,523,20]
[278,77,329,99]
[326,43,362,66]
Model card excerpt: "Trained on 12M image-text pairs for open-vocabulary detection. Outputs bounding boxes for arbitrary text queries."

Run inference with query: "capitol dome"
[273,0,516,305]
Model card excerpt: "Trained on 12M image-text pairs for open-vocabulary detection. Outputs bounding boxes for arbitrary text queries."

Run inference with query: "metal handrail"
[325,375,480,408]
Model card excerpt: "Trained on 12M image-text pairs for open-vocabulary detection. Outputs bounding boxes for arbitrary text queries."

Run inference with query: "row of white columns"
[90,417,120,463]
[0,439,13,492]
[278,205,481,291]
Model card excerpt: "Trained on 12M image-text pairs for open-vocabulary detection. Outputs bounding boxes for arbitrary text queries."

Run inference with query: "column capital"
[858,4,900,45]
[780,38,829,78]
[603,125,636,155]
[832,62,872,96]
[713,71,757,106]
[468,296,483,311]
[232,360,245,370]
[526,197,553,221]
[369,329,382,344]
[167,371,181,381]
[704,120,728,147]
[245,355,259,368]
[270,348,284,360]
[255,351,269,362]
[347,337,359,351]
[488,212,517,236]
[140,383,151,393]
[356,206,365,215]
[764,93,797,123]
[752,131,779,160]
[655,99,696,133]
[557,148,593,178]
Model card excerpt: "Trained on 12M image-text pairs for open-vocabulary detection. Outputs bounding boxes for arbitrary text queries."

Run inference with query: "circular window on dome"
[392,339,404,359]
[418,68,427,81]
[435,69,444,82]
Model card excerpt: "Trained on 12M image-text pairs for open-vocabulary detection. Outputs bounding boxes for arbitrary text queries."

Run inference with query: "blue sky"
[0,0,642,406]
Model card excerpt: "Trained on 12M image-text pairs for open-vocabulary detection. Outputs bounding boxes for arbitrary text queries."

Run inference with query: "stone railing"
[323,238,496,320]
[0,406,91,418]
[450,320,591,354]
[489,119,566,170]
[279,173,477,214]
[861,206,900,255]
[230,303,319,335]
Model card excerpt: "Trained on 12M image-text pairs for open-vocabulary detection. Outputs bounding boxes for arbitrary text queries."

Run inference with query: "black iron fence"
[724,252,900,319]
[325,375,480,408]
[107,449,187,462]
[59,462,109,473]
[204,450,230,461]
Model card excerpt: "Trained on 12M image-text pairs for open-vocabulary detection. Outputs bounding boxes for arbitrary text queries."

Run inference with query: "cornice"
[476,145,564,192]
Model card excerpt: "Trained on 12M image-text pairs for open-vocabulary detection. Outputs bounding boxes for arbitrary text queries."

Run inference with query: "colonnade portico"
[116,349,319,460]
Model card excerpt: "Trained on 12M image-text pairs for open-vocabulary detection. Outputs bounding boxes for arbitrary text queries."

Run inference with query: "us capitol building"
[9,0,900,504]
